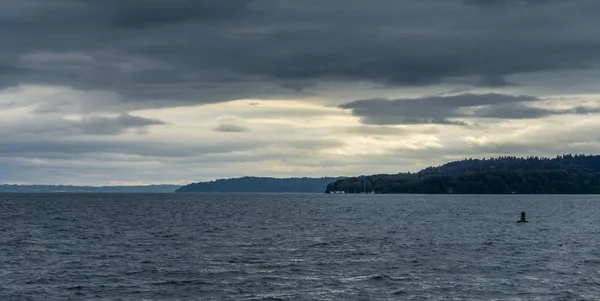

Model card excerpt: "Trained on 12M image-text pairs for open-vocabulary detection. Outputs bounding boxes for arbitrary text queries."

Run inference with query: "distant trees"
[326,154,600,194]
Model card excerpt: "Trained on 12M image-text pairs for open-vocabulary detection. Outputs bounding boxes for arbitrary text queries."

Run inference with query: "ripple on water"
[2,193,600,300]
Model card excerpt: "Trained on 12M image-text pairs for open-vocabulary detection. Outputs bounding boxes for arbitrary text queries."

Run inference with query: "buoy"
[517,211,528,223]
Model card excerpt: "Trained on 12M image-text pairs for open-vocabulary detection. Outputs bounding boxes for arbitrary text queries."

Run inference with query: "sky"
[2,0,600,185]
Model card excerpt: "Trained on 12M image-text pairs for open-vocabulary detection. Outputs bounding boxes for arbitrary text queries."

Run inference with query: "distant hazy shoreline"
[0,184,181,193]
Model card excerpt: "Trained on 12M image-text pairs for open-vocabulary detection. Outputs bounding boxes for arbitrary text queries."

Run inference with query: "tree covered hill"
[176,176,342,193]
[419,154,600,175]
[326,154,600,194]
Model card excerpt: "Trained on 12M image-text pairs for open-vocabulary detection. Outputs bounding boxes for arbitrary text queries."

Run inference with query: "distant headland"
[175,176,343,193]
[326,154,600,194]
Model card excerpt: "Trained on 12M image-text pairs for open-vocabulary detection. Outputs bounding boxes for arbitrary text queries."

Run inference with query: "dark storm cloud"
[1,0,600,108]
[214,123,250,133]
[464,0,561,8]
[112,0,252,29]
[213,116,250,133]
[74,113,166,135]
[0,62,22,75]
[0,134,346,162]
[283,138,345,151]
[340,93,600,125]
[338,125,440,136]
[473,103,600,119]
[0,61,24,89]
[0,137,261,158]
[7,113,166,136]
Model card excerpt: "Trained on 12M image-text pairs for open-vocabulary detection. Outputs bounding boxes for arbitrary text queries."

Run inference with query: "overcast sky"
[2,0,600,185]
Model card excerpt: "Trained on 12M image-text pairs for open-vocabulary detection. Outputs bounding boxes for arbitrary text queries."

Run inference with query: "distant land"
[327,154,600,194]
[0,184,181,193]
[7,154,600,194]
[176,176,343,193]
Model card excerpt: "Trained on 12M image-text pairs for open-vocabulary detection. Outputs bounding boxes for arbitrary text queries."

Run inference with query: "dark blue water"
[1,193,600,300]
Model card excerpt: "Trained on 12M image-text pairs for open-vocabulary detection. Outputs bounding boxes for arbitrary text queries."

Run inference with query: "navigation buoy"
[517,211,528,223]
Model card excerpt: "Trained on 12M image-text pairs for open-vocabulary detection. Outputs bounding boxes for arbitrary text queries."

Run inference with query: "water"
[1,193,600,300]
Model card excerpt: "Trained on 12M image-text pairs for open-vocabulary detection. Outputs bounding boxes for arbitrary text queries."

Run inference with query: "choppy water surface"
[1,193,600,300]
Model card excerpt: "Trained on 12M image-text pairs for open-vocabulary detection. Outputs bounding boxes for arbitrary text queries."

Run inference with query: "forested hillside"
[326,154,600,194]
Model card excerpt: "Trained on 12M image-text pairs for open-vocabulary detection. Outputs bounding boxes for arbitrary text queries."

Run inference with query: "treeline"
[176,176,343,193]
[326,154,600,194]
[419,154,600,175]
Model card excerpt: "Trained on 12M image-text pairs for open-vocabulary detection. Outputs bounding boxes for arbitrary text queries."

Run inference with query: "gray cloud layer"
[3,0,600,184]
[2,0,600,109]
[74,113,166,135]
[341,93,599,125]
[3,112,165,136]
[214,124,250,133]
